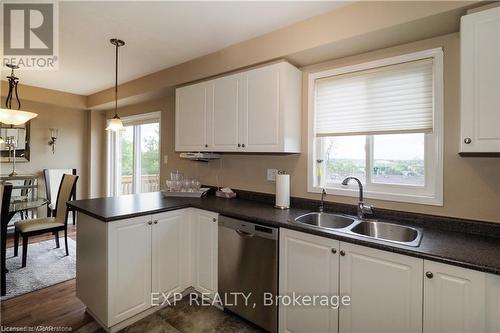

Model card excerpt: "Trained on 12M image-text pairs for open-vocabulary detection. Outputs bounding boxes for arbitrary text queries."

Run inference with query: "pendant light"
[0,64,38,126]
[105,38,126,131]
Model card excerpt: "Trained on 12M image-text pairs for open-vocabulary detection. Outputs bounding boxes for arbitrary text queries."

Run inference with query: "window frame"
[106,111,161,197]
[307,48,444,206]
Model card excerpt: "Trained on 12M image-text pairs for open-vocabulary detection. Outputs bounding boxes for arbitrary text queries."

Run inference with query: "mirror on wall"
[0,122,31,162]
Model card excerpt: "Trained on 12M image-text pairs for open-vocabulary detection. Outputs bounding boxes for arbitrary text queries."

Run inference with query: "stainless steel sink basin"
[349,220,422,247]
[294,212,355,230]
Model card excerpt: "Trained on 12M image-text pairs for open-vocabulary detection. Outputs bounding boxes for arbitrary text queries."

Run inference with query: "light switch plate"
[267,168,278,181]
[164,155,168,164]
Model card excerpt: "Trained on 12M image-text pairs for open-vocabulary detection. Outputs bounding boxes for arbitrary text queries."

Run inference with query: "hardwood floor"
[1,224,91,331]
[1,280,92,330]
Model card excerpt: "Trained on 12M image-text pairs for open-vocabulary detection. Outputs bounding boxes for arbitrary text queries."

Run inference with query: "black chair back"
[1,183,13,296]
[1,183,13,228]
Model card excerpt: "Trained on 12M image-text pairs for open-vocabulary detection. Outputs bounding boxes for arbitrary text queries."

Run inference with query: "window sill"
[308,185,443,207]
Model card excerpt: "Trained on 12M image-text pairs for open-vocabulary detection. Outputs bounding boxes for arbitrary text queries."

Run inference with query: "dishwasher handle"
[235,229,255,237]
[219,215,278,240]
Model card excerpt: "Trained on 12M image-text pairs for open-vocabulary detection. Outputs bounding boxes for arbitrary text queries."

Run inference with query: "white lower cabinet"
[77,208,218,330]
[191,209,218,296]
[151,210,186,297]
[108,216,153,326]
[279,228,340,333]
[423,260,500,333]
[279,229,422,333]
[280,229,498,333]
[339,242,423,333]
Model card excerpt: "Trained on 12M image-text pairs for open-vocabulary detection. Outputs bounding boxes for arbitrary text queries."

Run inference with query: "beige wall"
[0,100,89,202]
[107,33,500,223]
[88,110,107,198]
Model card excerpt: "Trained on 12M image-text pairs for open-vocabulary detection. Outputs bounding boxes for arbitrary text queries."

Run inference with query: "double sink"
[294,212,422,247]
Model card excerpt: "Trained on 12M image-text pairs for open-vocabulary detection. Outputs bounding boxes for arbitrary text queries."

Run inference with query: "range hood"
[179,152,221,162]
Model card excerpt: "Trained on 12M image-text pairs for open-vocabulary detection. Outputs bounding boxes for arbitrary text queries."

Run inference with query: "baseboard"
[87,288,194,332]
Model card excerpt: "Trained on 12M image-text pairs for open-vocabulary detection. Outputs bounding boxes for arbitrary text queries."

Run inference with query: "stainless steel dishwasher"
[218,215,278,333]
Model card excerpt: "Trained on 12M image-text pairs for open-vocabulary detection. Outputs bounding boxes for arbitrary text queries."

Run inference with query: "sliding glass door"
[107,112,160,196]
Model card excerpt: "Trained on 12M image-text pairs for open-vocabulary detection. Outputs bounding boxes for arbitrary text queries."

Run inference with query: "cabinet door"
[175,83,209,151]
[151,210,186,296]
[423,260,486,333]
[192,210,218,296]
[210,74,243,151]
[107,217,152,326]
[339,242,423,333]
[460,7,500,153]
[279,228,339,333]
[242,64,281,151]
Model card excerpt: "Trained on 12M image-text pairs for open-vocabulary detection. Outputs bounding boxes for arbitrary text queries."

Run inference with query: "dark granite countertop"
[68,192,500,275]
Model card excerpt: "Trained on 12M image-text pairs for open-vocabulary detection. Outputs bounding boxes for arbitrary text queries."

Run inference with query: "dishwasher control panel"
[218,215,278,240]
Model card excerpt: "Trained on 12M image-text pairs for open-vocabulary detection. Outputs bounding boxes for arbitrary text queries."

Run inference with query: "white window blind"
[314,58,434,137]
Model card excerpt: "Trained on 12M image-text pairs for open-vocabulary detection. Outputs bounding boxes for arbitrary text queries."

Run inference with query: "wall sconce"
[48,128,58,154]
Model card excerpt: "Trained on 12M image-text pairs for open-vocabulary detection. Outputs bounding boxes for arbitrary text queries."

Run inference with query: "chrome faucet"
[319,188,327,213]
[341,177,373,219]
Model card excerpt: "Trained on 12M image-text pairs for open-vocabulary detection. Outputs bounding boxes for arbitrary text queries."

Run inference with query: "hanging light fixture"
[105,38,125,131]
[0,64,38,126]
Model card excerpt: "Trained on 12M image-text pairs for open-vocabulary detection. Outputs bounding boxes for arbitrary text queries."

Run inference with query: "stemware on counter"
[165,171,202,193]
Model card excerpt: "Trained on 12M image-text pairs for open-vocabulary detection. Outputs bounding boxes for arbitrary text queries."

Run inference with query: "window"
[308,49,443,205]
[107,112,161,196]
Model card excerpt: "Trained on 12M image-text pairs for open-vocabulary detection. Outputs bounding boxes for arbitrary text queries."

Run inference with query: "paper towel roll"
[275,172,290,209]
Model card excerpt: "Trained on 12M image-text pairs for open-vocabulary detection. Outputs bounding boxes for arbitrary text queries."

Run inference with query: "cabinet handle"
[242,144,245,148]
[212,218,216,222]
[237,144,241,147]
[464,138,472,144]
[425,271,433,279]
[340,250,346,256]
[147,221,152,225]
[331,248,337,254]
[153,220,158,224]
[205,144,208,148]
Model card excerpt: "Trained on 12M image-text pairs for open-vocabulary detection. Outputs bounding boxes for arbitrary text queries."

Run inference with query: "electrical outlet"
[164,155,168,165]
[267,168,278,181]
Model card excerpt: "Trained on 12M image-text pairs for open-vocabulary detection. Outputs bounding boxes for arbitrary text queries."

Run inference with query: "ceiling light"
[105,38,125,132]
[0,109,39,126]
[0,64,38,126]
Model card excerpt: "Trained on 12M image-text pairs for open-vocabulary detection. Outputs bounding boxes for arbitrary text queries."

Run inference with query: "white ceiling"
[6,1,347,96]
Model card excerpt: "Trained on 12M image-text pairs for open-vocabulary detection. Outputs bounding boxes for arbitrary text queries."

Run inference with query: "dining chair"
[19,178,34,220]
[1,183,13,296]
[43,169,77,224]
[13,174,78,268]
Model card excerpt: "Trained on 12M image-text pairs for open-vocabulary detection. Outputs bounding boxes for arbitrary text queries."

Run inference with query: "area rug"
[1,237,76,300]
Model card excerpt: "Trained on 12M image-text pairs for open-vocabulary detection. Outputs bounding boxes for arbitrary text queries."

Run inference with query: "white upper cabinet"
[242,64,281,151]
[175,61,302,153]
[175,82,210,151]
[460,6,500,153]
[210,74,243,151]
[339,242,423,333]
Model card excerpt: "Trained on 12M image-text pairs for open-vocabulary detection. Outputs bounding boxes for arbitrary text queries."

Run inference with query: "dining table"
[1,198,48,296]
